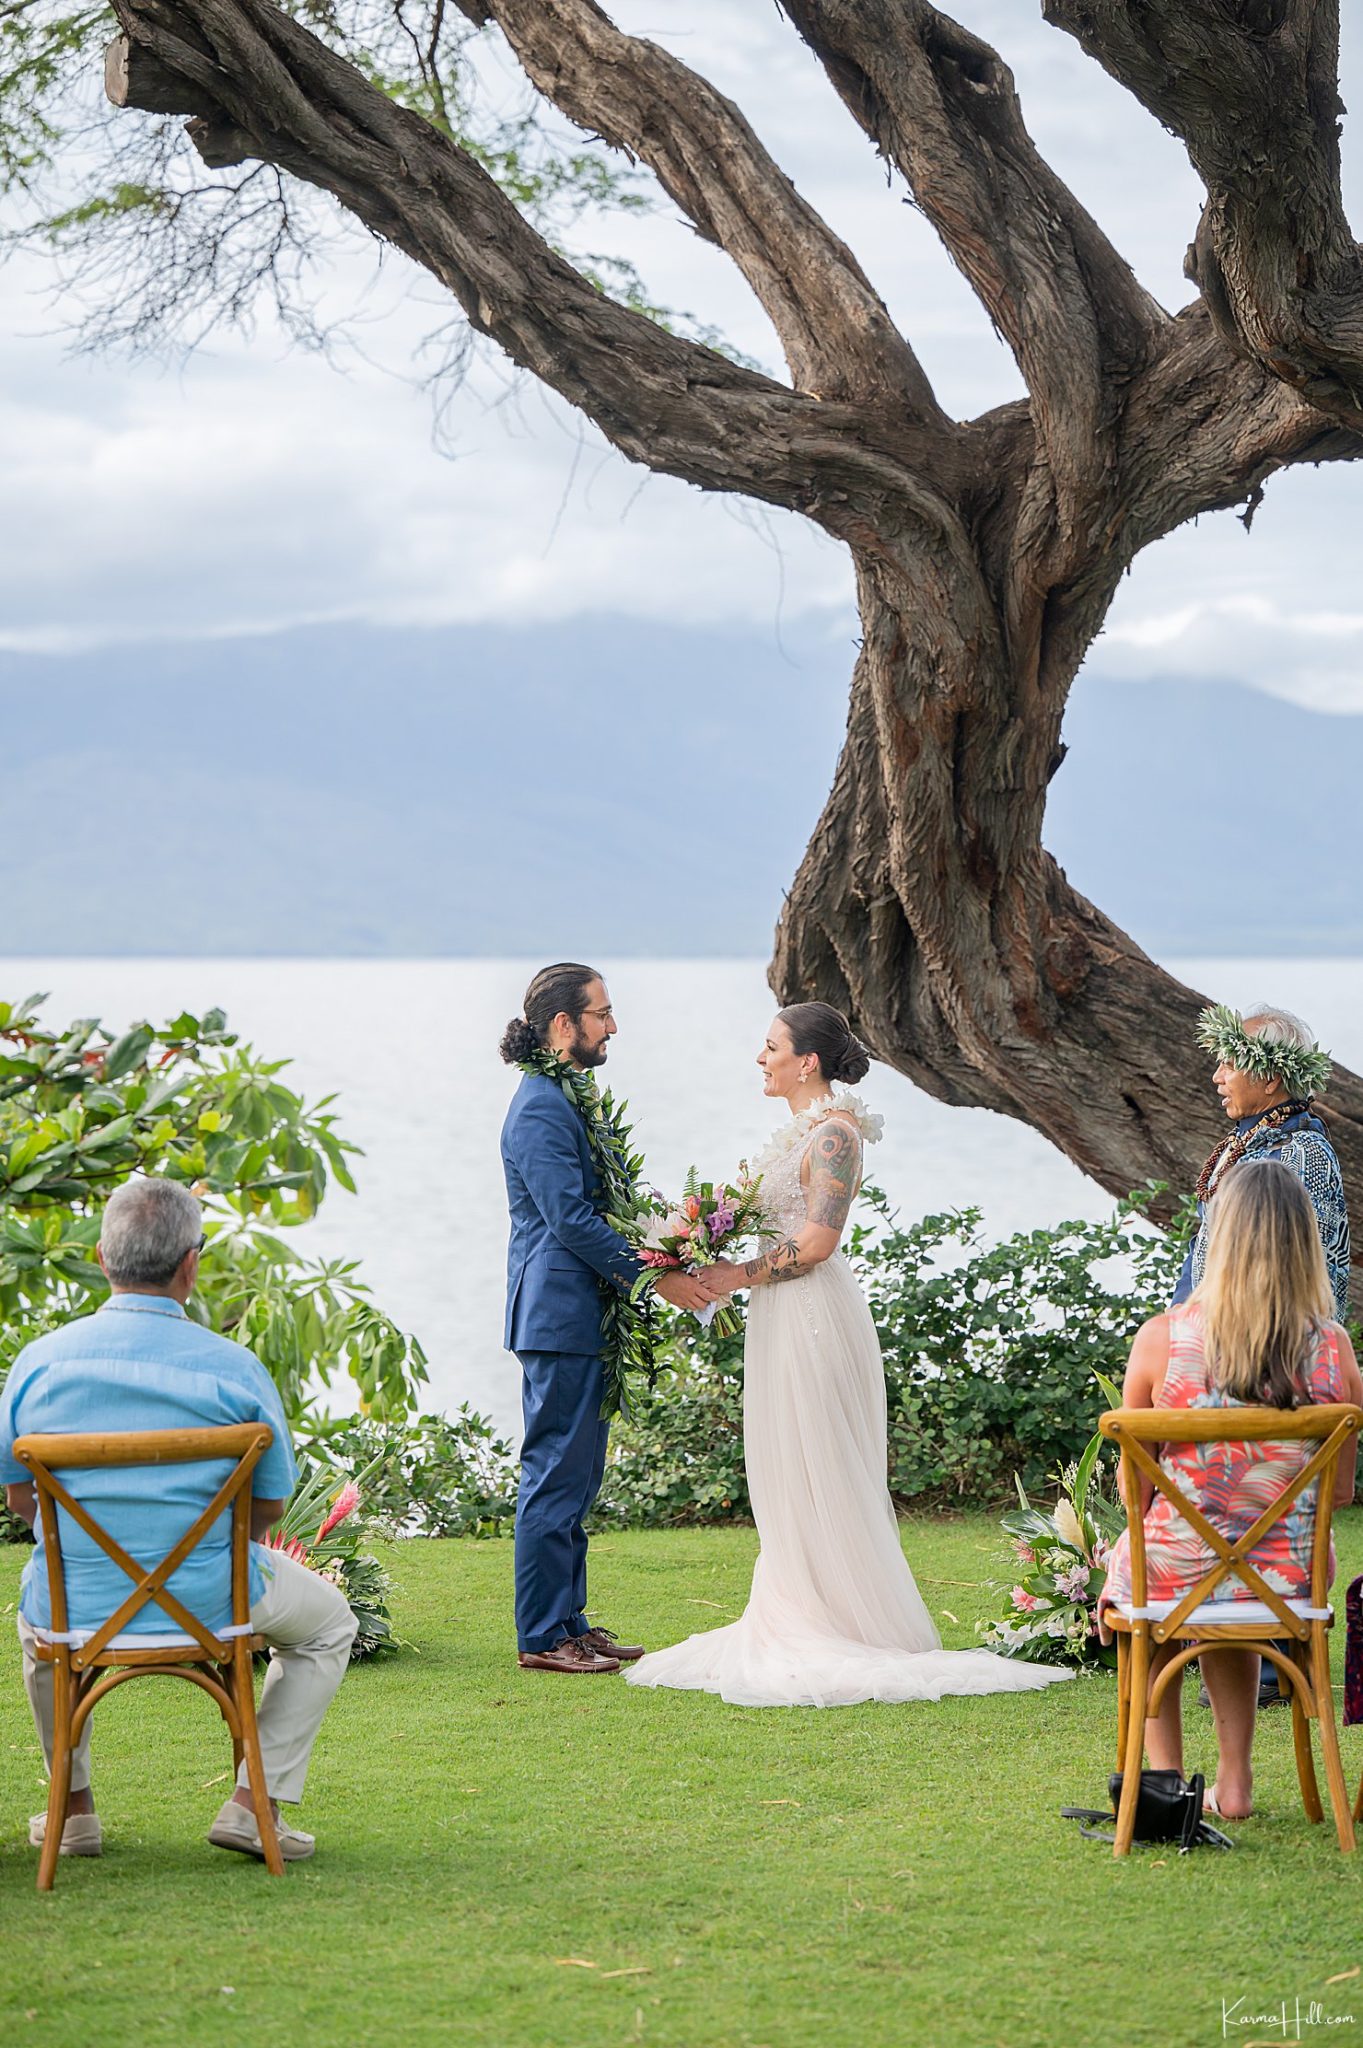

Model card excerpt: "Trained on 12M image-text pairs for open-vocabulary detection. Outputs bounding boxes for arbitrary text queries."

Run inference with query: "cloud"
[1086,466,1363,712]
[0,0,1359,688]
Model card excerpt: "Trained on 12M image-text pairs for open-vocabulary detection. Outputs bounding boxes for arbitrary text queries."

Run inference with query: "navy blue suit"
[501,1070,646,1652]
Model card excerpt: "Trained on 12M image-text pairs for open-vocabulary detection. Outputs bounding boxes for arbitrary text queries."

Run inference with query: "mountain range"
[0,620,1356,956]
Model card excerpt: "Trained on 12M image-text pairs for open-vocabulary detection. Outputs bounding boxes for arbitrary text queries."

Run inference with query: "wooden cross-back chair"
[13,1424,284,1889]
[1100,1402,1362,1859]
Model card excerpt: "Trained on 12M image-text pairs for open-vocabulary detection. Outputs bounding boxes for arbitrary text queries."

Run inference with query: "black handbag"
[1061,1769,1234,1852]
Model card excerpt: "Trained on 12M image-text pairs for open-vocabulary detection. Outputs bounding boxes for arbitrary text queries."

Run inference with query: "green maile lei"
[1195,1003,1332,1100]
[517,1044,655,1419]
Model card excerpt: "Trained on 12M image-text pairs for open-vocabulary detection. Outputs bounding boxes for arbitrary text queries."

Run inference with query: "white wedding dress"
[626,1091,1074,1708]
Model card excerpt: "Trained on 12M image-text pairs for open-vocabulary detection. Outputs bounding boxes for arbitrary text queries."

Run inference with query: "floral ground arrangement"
[3,1520,1361,2048]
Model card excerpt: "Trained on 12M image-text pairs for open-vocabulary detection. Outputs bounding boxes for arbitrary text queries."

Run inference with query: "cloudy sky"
[2,1,1362,709]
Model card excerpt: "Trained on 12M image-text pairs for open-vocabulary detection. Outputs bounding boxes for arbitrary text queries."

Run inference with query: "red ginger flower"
[316,1481,361,1543]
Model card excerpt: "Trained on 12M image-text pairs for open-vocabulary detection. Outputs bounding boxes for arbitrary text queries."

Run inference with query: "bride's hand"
[704,1259,744,1298]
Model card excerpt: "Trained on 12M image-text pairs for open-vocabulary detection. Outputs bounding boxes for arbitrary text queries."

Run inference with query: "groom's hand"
[654,1269,715,1313]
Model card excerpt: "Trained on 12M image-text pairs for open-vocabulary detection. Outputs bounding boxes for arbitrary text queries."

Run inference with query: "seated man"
[1,1176,356,1862]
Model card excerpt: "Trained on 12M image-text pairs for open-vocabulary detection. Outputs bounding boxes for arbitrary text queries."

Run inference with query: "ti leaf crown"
[1195,1002,1332,1099]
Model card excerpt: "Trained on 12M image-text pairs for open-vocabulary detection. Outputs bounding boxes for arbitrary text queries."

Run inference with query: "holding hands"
[653,1267,723,1314]
[700,1259,744,1299]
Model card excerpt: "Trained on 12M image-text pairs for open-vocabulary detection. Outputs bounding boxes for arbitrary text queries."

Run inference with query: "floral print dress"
[1100,1302,1345,1618]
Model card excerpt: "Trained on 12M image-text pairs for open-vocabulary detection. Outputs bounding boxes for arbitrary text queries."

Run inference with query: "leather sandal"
[518,1636,621,1674]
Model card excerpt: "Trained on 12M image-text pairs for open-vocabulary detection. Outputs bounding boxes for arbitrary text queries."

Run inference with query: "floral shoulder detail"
[749,1087,884,1180]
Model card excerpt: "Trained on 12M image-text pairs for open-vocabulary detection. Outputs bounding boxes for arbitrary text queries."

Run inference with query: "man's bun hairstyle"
[499,962,600,1064]
[777,1001,872,1085]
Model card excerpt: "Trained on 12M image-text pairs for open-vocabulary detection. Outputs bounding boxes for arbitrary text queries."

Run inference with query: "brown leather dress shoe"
[579,1626,646,1663]
[518,1636,621,1674]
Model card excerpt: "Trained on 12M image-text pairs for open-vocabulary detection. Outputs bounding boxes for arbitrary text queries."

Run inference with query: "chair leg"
[1113,1630,1149,1858]
[37,1663,74,1895]
[1115,1635,1130,1774]
[1291,1642,1323,1825]
[220,1661,245,1776]
[234,1645,284,1877]
[1309,1630,1356,1853]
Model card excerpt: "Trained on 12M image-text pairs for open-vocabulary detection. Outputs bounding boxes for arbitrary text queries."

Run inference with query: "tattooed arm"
[709,1117,862,1293]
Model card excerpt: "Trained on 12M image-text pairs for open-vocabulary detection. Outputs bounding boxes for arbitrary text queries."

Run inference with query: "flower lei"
[517,1044,654,1418]
[749,1087,885,1181]
[1196,1002,1332,1100]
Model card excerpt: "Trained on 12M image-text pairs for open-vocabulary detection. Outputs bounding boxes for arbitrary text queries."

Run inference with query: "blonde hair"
[1194,1159,1332,1407]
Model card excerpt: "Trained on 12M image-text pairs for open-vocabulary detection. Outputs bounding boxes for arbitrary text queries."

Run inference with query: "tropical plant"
[978,1372,1126,1671]
[262,1456,398,1660]
[0,991,428,1421]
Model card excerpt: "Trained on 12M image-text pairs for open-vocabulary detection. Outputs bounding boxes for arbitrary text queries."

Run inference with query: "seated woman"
[1099,1158,1361,1820]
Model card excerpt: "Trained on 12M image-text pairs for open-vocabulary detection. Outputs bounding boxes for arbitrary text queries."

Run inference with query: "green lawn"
[3,1516,1362,2048]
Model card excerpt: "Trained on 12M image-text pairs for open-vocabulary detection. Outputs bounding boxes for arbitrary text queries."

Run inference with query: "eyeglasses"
[189,1233,207,1254]
[582,1006,615,1024]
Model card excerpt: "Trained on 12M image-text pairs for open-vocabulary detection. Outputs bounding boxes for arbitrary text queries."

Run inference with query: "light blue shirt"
[0,1295,297,1636]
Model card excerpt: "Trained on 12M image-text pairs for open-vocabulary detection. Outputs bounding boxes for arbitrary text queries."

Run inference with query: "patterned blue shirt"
[1173,1107,1351,1320]
[0,1295,296,1636]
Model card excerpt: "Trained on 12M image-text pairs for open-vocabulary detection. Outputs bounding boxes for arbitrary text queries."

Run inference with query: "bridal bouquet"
[612,1166,765,1337]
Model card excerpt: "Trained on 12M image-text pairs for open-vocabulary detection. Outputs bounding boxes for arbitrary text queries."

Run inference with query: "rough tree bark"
[101,0,1363,1269]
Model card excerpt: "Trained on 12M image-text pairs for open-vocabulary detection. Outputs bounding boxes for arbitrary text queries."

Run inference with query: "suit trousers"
[19,1546,358,1806]
[515,1349,610,1653]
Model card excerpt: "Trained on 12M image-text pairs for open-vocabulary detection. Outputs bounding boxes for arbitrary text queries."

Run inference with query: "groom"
[499,963,712,1673]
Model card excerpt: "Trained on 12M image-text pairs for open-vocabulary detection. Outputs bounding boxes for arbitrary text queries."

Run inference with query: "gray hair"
[1243,1004,1315,1053]
[100,1177,203,1286]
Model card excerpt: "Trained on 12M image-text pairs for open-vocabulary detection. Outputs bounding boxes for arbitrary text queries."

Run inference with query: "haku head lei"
[1195,1003,1332,1099]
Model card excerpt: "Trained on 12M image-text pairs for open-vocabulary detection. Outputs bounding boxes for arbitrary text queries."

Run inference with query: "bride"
[626,1001,1073,1709]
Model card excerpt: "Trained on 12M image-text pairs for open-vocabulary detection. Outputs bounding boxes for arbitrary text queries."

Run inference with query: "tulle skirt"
[626,1254,1073,1708]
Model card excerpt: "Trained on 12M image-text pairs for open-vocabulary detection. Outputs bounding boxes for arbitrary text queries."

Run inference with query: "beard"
[570,1025,608,1068]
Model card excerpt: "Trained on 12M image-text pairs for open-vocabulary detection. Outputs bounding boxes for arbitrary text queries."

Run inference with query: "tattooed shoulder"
[806,1117,860,1233]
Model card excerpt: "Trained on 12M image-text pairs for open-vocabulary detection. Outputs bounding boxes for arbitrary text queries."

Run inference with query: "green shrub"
[598,1184,1191,1522]
[301,1408,519,1538]
[857,1184,1190,1507]
[593,1315,749,1527]
[318,1187,1189,1534]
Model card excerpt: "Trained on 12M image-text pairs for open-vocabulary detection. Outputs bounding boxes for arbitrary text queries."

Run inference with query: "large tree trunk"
[96,0,1363,1284]
[772,542,1363,1234]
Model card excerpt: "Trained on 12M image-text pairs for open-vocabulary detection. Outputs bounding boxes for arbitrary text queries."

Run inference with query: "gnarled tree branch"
[1045,0,1363,431]
[778,3,1166,520]
[105,1,967,530]
[480,0,944,415]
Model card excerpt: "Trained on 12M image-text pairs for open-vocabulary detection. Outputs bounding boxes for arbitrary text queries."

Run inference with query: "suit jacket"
[501,1070,647,1355]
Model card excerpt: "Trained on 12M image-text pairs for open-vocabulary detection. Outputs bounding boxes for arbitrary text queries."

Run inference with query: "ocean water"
[4,956,1360,1436]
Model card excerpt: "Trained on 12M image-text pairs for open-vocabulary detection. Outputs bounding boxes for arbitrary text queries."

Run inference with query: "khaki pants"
[20,1547,358,1806]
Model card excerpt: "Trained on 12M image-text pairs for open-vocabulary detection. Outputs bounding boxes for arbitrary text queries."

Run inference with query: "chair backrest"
[13,1425,274,1665]
[1099,1403,1362,1636]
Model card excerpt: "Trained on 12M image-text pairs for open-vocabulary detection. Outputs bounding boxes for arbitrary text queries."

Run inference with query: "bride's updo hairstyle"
[499,962,600,1064]
[777,1002,872,1085]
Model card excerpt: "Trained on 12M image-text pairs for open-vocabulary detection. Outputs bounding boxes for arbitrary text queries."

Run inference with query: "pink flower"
[640,1249,681,1268]
[265,1531,309,1562]
[1011,1587,1039,1612]
[316,1481,361,1543]
[1013,1542,1035,1563]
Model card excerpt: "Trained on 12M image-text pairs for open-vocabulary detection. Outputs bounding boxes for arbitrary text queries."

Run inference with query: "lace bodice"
[750,1090,885,1240]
